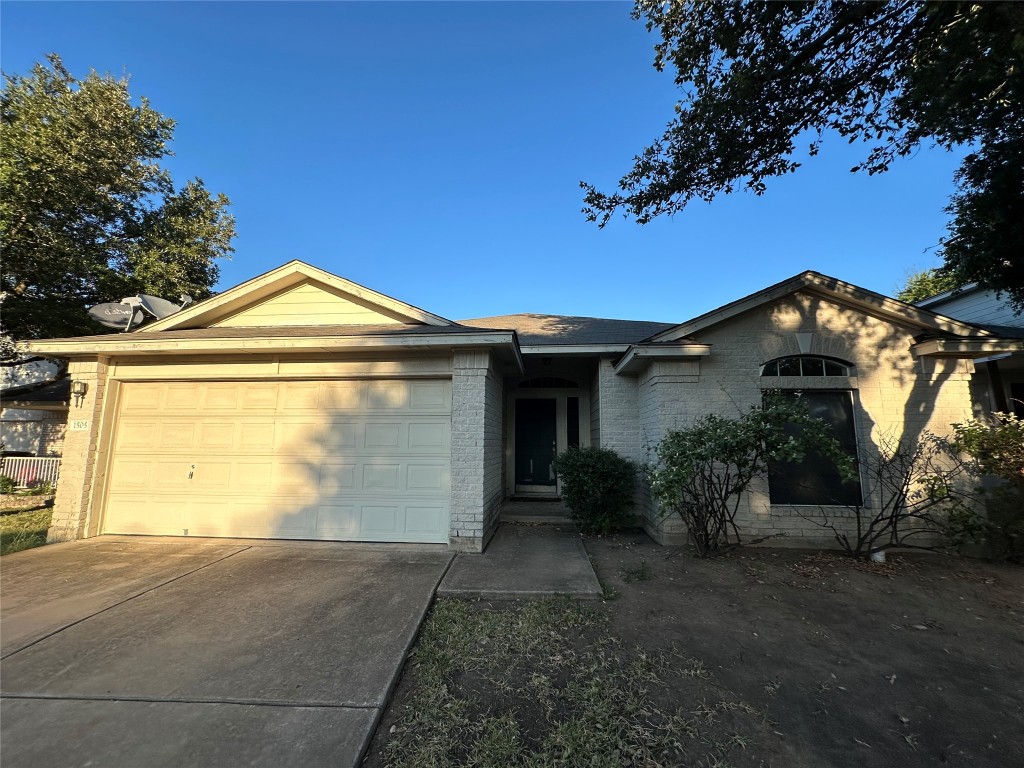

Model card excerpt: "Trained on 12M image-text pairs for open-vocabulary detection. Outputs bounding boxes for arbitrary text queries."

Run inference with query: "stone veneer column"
[48,357,110,542]
[450,349,503,552]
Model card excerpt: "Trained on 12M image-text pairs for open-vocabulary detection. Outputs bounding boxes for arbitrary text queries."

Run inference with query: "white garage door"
[103,379,451,543]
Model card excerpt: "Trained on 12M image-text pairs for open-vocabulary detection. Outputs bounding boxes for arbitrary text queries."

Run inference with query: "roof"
[978,324,1024,338]
[647,270,991,343]
[457,314,675,346]
[0,378,70,406]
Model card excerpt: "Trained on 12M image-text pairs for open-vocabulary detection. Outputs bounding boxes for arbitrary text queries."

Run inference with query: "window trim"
[760,355,853,378]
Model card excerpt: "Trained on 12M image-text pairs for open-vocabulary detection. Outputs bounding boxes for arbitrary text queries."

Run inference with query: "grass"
[0,507,52,555]
[377,598,763,768]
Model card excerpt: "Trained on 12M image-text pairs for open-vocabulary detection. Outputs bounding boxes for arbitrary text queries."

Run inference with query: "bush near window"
[647,395,854,557]
[953,413,1024,562]
[553,447,637,535]
[797,431,976,559]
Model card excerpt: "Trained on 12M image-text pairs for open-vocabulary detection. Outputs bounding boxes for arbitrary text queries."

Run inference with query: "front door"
[514,398,557,495]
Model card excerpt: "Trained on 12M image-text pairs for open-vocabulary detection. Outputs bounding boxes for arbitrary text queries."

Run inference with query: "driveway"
[0,536,453,767]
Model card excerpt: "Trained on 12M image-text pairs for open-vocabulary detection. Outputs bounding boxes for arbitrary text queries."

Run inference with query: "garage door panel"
[405,505,447,536]
[159,423,196,450]
[108,459,154,492]
[269,461,315,493]
[360,505,399,534]
[120,384,164,412]
[282,382,319,409]
[320,382,363,410]
[364,423,401,449]
[410,381,450,410]
[407,463,450,493]
[366,381,408,410]
[318,462,356,493]
[315,504,358,537]
[165,383,202,409]
[408,422,449,451]
[115,419,160,449]
[200,384,241,411]
[107,497,185,536]
[240,421,276,450]
[241,383,279,410]
[233,461,273,492]
[104,379,452,543]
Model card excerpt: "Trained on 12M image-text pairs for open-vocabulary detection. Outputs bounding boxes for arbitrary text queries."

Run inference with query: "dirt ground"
[366,530,1024,768]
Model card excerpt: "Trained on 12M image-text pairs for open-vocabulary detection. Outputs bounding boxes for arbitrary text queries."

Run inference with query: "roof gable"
[646,271,989,342]
[141,261,452,332]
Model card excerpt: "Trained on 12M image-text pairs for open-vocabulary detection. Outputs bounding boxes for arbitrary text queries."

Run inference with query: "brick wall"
[450,349,503,552]
[49,357,110,542]
[635,291,975,546]
[39,414,66,456]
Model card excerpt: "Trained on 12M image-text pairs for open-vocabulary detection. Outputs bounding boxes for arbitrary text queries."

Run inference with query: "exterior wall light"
[71,380,88,406]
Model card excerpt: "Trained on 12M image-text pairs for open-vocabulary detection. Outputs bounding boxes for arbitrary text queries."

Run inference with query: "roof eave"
[613,344,712,375]
[911,338,1024,358]
[21,330,521,360]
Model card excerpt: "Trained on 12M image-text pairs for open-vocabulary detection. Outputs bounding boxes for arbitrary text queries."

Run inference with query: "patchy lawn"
[365,532,1024,768]
[0,506,52,555]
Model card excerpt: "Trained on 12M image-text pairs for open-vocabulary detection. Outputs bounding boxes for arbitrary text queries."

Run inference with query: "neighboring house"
[23,261,1024,551]
[915,285,1024,418]
[1,358,69,458]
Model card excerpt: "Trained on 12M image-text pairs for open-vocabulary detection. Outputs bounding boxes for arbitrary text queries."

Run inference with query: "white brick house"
[23,262,1024,551]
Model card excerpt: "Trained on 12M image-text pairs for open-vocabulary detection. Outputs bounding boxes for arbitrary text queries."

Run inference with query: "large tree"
[582,2,1024,311]
[1,55,235,341]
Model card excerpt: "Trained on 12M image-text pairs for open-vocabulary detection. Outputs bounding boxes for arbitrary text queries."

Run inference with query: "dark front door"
[515,398,557,492]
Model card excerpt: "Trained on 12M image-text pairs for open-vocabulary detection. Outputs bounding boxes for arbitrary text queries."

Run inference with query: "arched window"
[517,376,578,389]
[760,356,852,377]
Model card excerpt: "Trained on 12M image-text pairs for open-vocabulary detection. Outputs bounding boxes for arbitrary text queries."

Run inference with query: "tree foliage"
[582,2,1024,309]
[953,413,1024,561]
[646,395,853,556]
[1,55,235,342]
[896,268,964,303]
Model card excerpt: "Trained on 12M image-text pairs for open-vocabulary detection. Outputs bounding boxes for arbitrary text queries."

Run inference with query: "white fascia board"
[518,344,632,356]
[613,344,712,375]
[910,338,1024,358]
[22,331,519,358]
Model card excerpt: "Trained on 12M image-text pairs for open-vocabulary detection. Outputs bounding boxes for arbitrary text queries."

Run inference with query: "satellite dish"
[88,303,141,330]
[88,292,190,332]
[138,294,185,319]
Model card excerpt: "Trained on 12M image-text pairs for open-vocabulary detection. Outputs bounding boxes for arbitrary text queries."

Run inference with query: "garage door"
[102,380,451,542]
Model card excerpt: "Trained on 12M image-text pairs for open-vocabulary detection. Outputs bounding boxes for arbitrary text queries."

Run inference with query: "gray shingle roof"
[457,314,676,346]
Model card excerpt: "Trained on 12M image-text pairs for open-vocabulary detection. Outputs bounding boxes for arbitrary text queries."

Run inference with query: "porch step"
[500,500,573,524]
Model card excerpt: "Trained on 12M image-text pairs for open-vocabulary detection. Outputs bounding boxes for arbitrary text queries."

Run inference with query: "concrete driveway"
[0,536,453,767]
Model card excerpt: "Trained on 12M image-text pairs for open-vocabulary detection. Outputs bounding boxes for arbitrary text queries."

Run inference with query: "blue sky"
[3,1,963,323]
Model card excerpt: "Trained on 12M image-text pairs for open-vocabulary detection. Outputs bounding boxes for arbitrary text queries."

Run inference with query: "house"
[914,284,1024,417]
[1,358,69,459]
[23,261,1023,551]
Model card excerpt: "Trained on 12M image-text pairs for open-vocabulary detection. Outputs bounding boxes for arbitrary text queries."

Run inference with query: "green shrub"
[0,475,16,494]
[953,413,1024,562]
[553,447,636,535]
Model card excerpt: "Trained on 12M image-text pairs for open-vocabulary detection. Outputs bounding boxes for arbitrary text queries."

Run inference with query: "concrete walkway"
[438,523,602,599]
